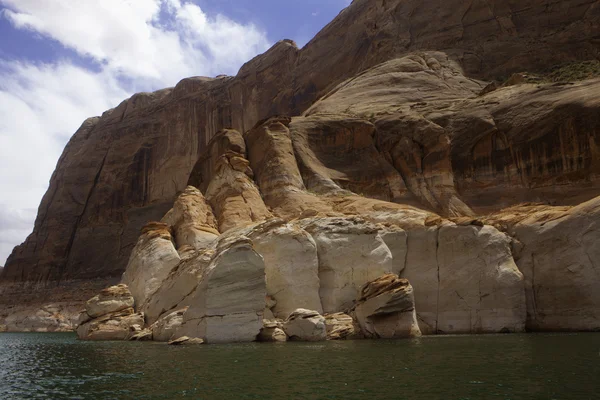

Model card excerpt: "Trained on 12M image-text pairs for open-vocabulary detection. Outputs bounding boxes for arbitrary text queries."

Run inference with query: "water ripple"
[0,333,599,399]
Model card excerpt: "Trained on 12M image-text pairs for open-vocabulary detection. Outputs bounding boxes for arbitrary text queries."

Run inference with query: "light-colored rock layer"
[143,250,214,325]
[173,237,266,343]
[0,303,79,333]
[302,218,395,313]
[484,198,600,331]
[403,224,526,334]
[150,308,187,342]
[245,220,323,318]
[283,309,327,342]
[121,223,181,310]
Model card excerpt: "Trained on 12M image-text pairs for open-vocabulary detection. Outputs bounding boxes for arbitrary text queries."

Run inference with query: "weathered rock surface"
[2,0,600,337]
[354,274,421,339]
[324,313,359,340]
[302,218,394,313]
[150,308,187,342]
[483,198,600,331]
[0,278,117,333]
[77,308,144,341]
[4,0,599,284]
[173,237,266,343]
[85,284,135,319]
[143,250,214,325]
[0,303,79,333]
[76,284,145,341]
[257,320,287,342]
[283,309,327,342]
[192,129,273,233]
[403,225,526,334]
[121,223,181,310]
[161,186,219,252]
[168,336,205,345]
[129,326,153,341]
[245,220,323,318]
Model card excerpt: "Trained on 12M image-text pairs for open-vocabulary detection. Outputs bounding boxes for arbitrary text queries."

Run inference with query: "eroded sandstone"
[3,0,600,340]
[354,274,421,339]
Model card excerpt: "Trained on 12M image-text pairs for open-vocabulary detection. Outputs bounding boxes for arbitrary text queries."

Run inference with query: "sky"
[0,0,351,266]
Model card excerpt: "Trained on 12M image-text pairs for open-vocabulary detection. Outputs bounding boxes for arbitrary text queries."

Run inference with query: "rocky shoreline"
[71,181,598,343]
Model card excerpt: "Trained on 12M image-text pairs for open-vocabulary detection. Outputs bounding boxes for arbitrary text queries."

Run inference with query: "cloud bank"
[0,0,270,265]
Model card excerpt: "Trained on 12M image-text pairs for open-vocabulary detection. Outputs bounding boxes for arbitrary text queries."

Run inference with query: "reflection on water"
[0,333,599,399]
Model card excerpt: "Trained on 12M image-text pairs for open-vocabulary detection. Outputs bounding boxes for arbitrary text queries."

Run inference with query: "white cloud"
[0,0,271,265]
[1,0,269,83]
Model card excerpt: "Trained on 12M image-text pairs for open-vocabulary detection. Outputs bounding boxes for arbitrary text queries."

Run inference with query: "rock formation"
[121,223,181,310]
[483,197,600,331]
[76,285,144,341]
[353,274,421,339]
[2,0,600,338]
[283,309,327,342]
[257,320,287,342]
[324,313,359,340]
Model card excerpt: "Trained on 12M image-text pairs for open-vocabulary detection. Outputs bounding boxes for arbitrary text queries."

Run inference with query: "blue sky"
[0,0,351,266]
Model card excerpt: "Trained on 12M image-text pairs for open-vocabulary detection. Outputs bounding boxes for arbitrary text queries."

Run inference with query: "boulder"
[283,309,327,342]
[76,308,145,341]
[85,284,135,319]
[324,313,360,340]
[257,320,287,342]
[354,274,421,339]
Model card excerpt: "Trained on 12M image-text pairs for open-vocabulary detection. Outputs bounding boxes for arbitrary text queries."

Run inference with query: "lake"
[0,333,599,399]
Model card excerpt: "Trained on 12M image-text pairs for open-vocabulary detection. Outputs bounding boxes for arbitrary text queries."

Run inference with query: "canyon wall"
[1,0,600,335]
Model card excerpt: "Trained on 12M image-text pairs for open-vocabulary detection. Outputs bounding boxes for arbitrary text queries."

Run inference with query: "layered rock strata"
[4,0,599,285]
[353,274,422,339]
[76,285,144,341]
[2,0,600,337]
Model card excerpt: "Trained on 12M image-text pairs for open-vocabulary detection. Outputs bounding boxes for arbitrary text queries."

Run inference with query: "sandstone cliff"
[1,0,600,336]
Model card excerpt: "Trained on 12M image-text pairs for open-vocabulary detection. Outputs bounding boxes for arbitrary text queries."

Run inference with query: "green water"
[0,333,599,399]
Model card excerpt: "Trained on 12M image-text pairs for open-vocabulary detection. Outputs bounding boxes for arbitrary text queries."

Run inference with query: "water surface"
[1,333,599,399]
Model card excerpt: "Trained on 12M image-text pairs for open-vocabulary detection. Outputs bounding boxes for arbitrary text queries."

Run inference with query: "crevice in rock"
[435,227,441,333]
[59,149,110,284]
[530,252,539,328]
